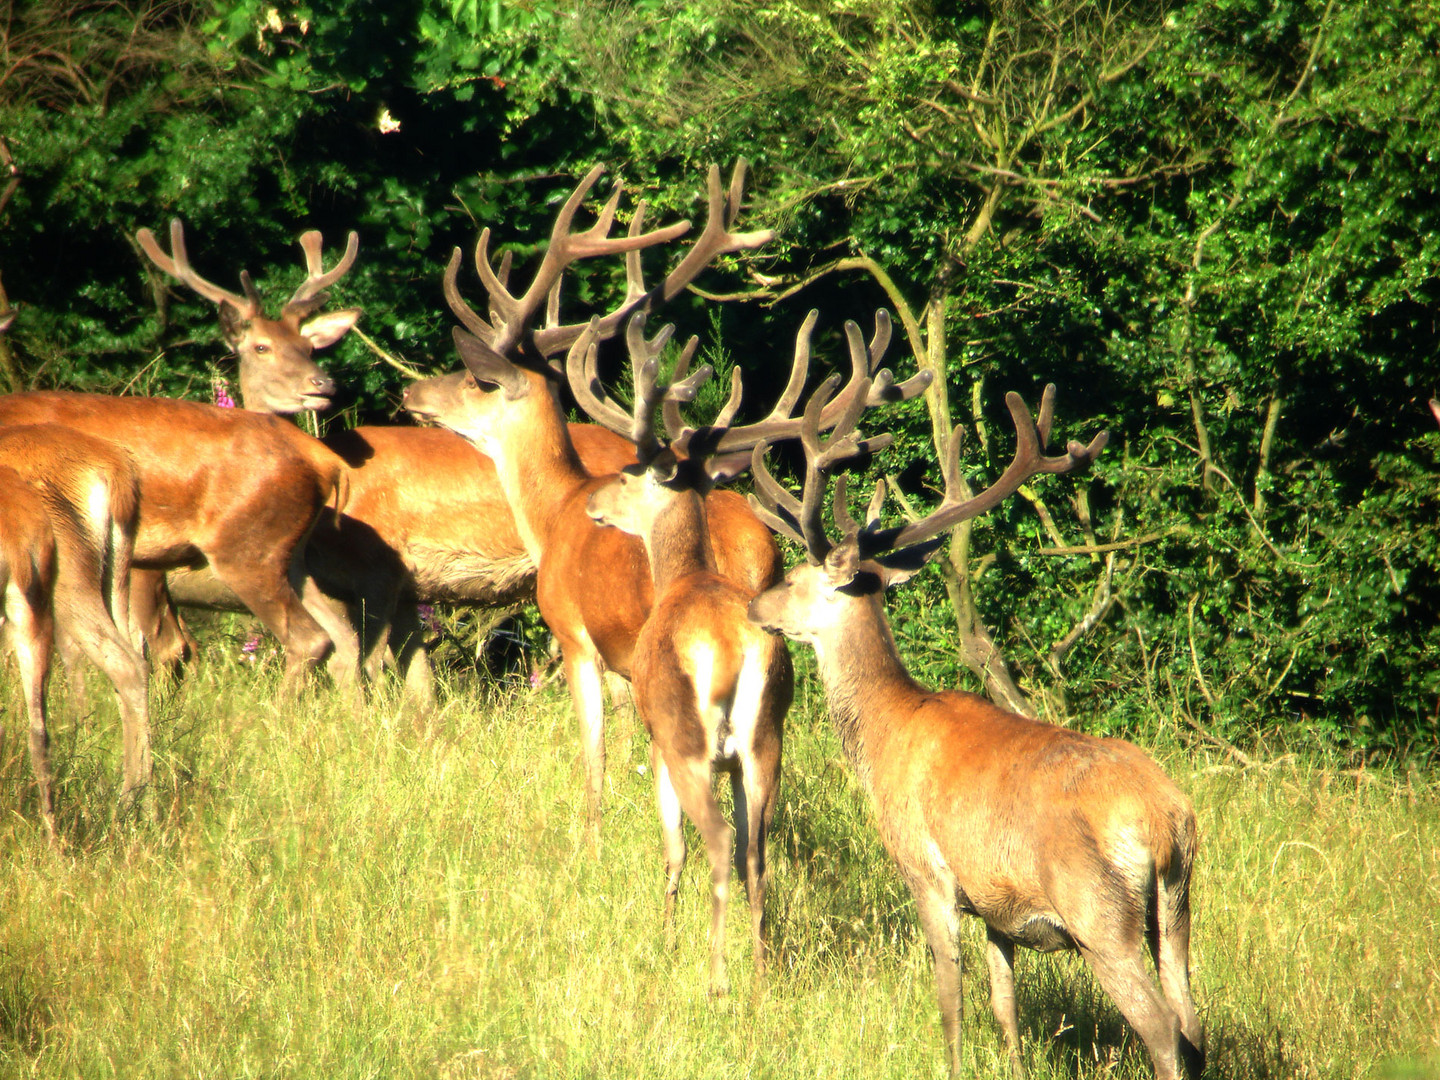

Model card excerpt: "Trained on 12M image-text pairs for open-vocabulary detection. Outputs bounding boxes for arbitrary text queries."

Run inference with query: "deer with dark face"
[0,424,150,839]
[746,390,1203,1080]
[402,163,786,830]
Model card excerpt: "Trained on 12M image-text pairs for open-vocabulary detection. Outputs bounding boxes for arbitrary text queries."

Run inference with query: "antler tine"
[865,478,887,529]
[748,441,811,552]
[1035,382,1057,446]
[136,218,257,316]
[443,245,498,343]
[654,161,775,307]
[661,315,695,440]
[832,473,861,537]
[683,309,816,460]
[479,166,691,359]
[887,386,1108,550]
[290,229,360,305]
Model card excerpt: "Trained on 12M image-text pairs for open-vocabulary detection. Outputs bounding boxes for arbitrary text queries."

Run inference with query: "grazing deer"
[402,162,789,826]
[745,389,1204,1080]
[0,223,360,694]
[0,424,150,838]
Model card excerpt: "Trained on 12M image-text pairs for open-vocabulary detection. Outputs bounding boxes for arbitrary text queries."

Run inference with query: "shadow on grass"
[1018,952,1306,1079]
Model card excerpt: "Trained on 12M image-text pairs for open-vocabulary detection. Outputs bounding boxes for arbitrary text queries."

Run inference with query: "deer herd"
[0,163,1204,1079]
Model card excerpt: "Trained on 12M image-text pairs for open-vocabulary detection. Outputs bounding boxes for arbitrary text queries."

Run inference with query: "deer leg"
[560,645,607,836]
[54,583,152,816]
[7,583,57,841]
[131,570,197,678]
[211,555,331,694]
[1156,872,1205,1077]
[54,623,91,715]
[732,742,780,979]
[388,602,437,714]
[1077,938,1188,1080]
[663,751,734,995]
[653,746,686,949]
[985,926,1025,1079]
[291,559,361,707]
[911,884,965,1079]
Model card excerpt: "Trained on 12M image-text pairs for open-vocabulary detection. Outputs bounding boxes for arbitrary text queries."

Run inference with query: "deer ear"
[453,327,530,400]
[874,537,945,588]
[822,536,863,588]
[218,300,247,345]
[300,308,362,349]
[704,450,752,485]
[648,448,681,485]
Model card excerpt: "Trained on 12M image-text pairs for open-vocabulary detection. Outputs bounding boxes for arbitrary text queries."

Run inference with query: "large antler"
[289,229,361,308]
[750,383,1108,564]
[137,219,260,317]
[137,219,359,318]
[570,307,932,482]
[445,161,776,378]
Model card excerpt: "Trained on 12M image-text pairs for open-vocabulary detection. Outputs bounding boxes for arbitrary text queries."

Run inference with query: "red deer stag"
[403,162,789,827]
[577,308,928,987]
[0,425,150,838]
[129,218,362,679]
[745,389,1203,1079]
[0,224,359,694]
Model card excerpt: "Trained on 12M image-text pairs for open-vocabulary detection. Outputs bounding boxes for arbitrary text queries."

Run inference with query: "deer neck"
[812,595,928,791]
[642,490,717,591]
[487,391,590,563]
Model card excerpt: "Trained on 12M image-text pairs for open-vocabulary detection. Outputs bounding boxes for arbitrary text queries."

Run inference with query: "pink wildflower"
[213,378,236,409]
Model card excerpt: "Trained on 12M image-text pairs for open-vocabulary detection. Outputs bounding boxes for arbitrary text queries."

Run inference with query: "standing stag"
[576,304,926,988]
[746,389,1204,1080]
[0,223,360,694]
[403,162,786,829]
[0,425,150,838]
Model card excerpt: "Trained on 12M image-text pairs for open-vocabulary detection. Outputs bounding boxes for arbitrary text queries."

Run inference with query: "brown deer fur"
[0,425,151,837]
[748,540,1204,1080]
[587,465,792,991]
[404,367,781,827]
[0,392,348,691]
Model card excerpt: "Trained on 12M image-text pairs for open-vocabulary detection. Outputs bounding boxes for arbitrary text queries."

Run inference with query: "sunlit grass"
[0,635,1436,1079]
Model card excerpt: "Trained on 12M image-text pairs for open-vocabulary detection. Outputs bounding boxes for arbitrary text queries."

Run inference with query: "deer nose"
[310,374,337,396]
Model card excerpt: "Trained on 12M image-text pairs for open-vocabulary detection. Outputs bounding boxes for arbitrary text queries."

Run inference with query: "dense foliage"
[2,0,1436,755]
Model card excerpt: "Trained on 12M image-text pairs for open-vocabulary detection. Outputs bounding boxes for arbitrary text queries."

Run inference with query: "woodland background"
[2,0,1438,758]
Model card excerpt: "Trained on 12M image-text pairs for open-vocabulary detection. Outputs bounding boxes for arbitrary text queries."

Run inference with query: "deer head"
[403,162,774,462]
[136,220,361,414]
[747,385,1108,642]
[578,306,931,543]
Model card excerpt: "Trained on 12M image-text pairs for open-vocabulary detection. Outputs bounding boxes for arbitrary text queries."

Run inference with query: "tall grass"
[0,640,1436,1079]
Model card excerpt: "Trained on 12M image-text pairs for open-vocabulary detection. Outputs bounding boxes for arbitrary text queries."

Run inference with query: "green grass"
[0,639,1436,1080]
